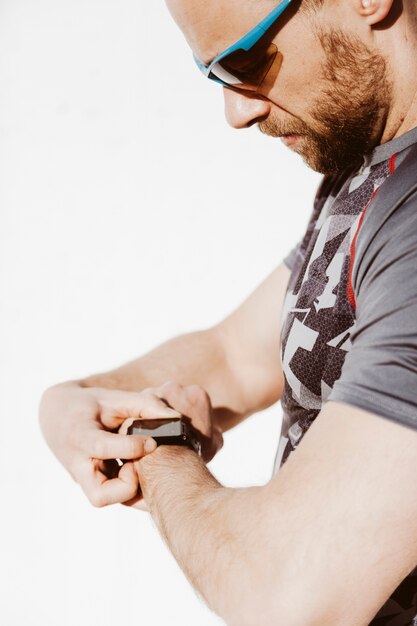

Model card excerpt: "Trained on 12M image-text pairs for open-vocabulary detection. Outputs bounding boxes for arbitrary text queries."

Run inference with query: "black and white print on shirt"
[278,156,395,467]
[274,147,417,626]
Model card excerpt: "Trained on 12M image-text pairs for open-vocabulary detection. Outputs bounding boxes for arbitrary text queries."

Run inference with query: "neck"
[379,13,417,142]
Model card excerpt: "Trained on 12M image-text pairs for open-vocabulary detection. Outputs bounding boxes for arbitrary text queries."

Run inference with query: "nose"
[223,87,271,129]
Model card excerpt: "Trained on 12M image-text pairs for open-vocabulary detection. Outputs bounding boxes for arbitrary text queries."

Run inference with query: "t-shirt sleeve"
[329,194,417,430]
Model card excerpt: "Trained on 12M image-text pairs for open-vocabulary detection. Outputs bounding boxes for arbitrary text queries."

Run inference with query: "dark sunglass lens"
[211,43,279,91]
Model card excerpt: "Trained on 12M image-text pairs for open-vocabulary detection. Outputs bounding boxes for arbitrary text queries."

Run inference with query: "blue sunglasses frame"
[193,0,293,89]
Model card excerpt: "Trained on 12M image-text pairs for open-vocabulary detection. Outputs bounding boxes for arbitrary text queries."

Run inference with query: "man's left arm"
[135,400,417,626]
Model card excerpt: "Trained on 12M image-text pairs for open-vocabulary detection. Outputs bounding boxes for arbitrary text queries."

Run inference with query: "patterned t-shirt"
[274,126,417,626]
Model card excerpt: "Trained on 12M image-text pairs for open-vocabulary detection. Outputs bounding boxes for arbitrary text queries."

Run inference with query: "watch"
[127,417,202,456]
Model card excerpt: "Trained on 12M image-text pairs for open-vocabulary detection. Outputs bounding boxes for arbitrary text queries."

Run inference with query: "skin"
[126,0,417,622]
[38,0,417,623]
[166,0,417,173]
[133,403,417,625]
[40,0,417,507]
[39,264,291,507]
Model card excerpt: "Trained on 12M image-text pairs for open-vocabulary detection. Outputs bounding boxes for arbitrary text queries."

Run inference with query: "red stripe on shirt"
[347,152,398,309]
[389,152,397,174]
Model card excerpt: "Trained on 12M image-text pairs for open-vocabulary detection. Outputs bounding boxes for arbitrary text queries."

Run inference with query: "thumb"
[99,389,181,429]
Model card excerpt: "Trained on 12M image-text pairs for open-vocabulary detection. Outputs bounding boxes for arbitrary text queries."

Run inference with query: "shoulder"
[352,146,417,298]
[329,154,417,430]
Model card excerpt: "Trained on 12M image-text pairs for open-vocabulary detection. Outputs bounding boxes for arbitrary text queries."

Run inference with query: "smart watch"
[127,417,202,457]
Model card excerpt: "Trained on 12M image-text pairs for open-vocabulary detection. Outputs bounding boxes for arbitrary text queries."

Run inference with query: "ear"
[358,0,394,25]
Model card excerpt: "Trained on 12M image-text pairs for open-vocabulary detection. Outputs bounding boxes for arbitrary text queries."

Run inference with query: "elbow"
[223,605,322,626]
[223,605,306,626]
[218,580,325,626]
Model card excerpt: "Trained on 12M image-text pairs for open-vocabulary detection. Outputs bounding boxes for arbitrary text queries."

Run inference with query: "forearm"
[79,328,248,432]
[137,447,279,626]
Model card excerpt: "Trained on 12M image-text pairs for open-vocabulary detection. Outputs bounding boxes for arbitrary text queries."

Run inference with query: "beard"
[259,27,392,175]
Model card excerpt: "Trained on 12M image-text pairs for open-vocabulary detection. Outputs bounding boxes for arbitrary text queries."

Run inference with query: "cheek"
[267,28,326,114]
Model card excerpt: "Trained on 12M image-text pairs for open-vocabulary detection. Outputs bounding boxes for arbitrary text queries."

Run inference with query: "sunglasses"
[193,0,293,92]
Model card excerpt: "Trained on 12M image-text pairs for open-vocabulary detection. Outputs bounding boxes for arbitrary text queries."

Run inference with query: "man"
[39,0,417,624]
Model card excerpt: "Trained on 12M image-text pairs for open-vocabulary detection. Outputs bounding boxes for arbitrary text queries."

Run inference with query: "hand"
[136,381,224,463]
[119,382,224,511]
[39,382,182,507]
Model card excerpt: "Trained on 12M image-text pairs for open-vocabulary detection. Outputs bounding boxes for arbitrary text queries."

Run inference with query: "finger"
[98,389,181,430]
[154,383,218,460]
[80,429,157,460]
[156,383,212,432]
[199,430,222,463]
[80,460,140,508]
[203,427,224,463]
[118,417,135,436]
[136,394,182,419]
[215,427,224,452]
[159,383,218,449]
[153,381,190,415]
[122,497,149,512]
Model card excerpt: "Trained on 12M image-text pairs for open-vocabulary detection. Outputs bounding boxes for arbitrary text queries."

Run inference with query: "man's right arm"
[78,262,291,431]
[39,262,291,505]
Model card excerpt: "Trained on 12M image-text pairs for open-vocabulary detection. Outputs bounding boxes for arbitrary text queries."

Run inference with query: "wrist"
[136,445,219,512]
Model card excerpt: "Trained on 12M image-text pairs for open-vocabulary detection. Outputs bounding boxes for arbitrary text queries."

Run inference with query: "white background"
[0,1,320,624]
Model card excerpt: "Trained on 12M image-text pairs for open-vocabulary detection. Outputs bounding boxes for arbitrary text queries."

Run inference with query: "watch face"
[127,418,183,438]
[127,417,201,456]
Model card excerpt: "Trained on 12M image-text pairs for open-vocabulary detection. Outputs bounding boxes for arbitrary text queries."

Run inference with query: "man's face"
[166,0,392,175]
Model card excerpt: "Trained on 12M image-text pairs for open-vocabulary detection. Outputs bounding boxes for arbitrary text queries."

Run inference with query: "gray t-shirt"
[276,127,417,625]
[278,126,417,464]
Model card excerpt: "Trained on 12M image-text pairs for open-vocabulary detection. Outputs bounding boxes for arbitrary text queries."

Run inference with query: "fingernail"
[361,0,371,7]
[145,438,157,453]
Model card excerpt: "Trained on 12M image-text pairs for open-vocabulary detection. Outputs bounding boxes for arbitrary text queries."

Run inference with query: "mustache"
[258,117,310,138]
